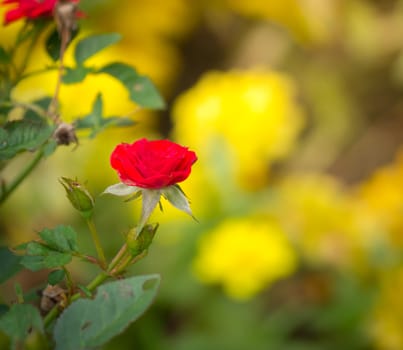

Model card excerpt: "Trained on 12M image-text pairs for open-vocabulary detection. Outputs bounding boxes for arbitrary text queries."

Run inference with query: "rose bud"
[126,223,159,257]
[59,177,94,218]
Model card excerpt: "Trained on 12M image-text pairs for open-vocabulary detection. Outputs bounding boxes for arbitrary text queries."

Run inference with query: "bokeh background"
[1,0,403,349]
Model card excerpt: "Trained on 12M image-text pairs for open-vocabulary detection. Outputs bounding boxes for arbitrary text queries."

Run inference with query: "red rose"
[2,0,79,24]
[110,138,197,189]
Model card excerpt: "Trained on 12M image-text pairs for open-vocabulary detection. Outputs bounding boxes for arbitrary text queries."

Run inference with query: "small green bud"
[59,177,94,218]
[127,223,159,257]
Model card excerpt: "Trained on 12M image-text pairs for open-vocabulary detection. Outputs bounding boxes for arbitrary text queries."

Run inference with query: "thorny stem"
[0,149,44,205]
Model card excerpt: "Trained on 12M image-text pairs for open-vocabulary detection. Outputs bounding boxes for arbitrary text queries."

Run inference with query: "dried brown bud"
[54,0,78,41]
[40,284,67,313]
[53,122,78,146]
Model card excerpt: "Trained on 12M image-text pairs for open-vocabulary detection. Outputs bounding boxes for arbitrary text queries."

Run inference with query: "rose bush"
[110,138,197,189]
[2,0,79,24]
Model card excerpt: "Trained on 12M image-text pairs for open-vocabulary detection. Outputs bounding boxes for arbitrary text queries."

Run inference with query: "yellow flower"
[217,0,338,44]
[273,174,371,270]
[356,150,403,248]
[193,218,297,300]
[172,69,304,190]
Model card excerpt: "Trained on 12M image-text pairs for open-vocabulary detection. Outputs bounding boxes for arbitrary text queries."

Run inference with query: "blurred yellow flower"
[273,174,370,270]
[357,150,403,248]
[193,218,297,300]
[217,0,338,44]
[172,69,304,190]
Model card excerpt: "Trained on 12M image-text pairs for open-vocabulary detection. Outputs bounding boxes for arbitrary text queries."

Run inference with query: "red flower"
[2,0,79,24]
[110,138,197,189]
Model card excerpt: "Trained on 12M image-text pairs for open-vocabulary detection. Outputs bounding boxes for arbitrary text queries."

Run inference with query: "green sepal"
[136,189,161,237]
[161,184,195,219]
[103,182,141,197]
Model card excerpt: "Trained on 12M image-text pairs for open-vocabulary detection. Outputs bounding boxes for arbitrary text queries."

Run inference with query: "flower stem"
[43,306,59,328]
[112,250,148,276]
[63,267,74,299]
[86,218,107,269]
[0,149,44,205]
[107,243,128,273]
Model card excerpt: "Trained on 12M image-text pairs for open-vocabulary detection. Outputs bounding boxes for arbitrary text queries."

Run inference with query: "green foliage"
[48,270,66,285]
[62,66,93,84]
[21,243,72,271]
[0,46,10,64]
[53,275,160,350]
[75,94,135,138]
[45,28,79,61]
[0,247,22,284]
[99,62,165,109]
[21,98,51,121]
[0,303,43,348]
[39,225,78,253]
[0,119,54,160]
[20,225,78,271]
[75,33,122,65]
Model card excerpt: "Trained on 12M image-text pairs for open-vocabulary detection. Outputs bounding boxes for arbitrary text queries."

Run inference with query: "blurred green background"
[1,0,403,349]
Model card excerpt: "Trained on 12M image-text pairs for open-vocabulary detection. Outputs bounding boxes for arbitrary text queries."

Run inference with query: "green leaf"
[43,139,58,157]
[0,247,22,284]
[98,62,165,109]
[39,225,78,253]
[63,66,93,84]
[54,274,160,350]
[46,28,79,61]
[74,93,135,138]
[75,33,121,65]
[161,184,194,218]
[0,46,10,64]
[21,242,72,271]
[48,270,66,285]
[103,182,141,197]
[0,119,54,160]
[0,305,9,317]
[0,303,43,347]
